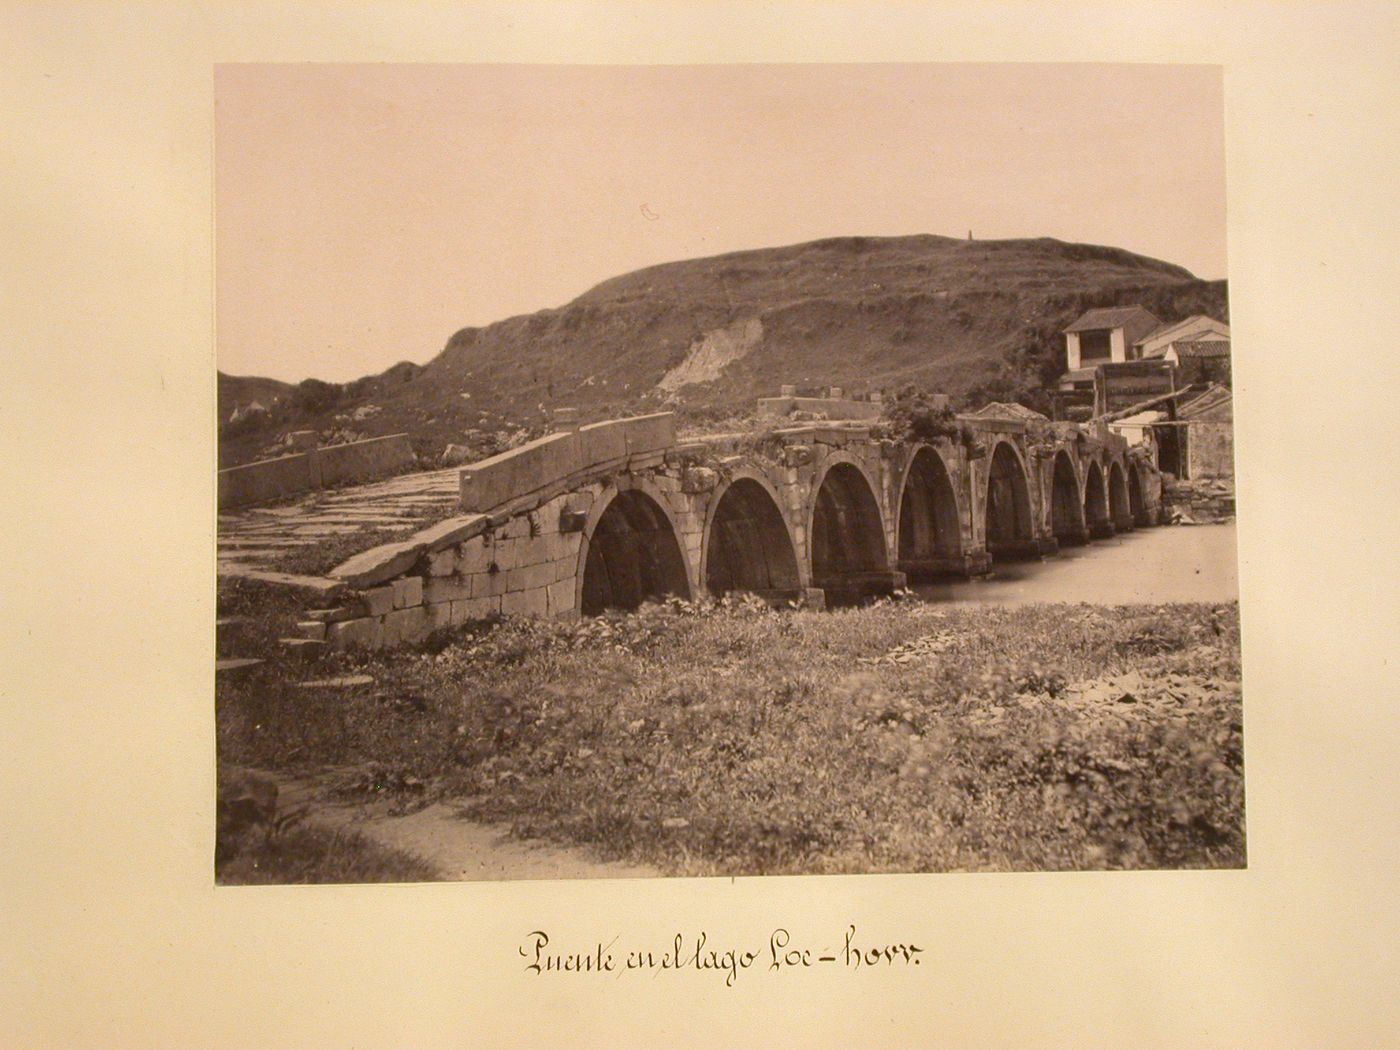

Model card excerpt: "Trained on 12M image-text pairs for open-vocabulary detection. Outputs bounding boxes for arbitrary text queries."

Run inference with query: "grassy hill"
[219,234,1228,468]
[217,372,293,422]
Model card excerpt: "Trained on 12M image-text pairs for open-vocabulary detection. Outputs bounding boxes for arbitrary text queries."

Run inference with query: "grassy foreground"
[217,594,1244,876]
[218,824,440,885]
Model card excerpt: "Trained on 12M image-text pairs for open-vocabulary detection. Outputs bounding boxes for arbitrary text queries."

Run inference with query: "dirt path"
[278,777,659,882]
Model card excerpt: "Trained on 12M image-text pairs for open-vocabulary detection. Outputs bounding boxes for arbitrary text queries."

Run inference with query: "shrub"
[293,378,344,415]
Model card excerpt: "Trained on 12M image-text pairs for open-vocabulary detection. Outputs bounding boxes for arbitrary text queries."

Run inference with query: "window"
[1079,329,1112,362]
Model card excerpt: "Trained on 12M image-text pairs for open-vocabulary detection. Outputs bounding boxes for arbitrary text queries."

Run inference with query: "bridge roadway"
[217,467,462,576]
[268,410,1163,651]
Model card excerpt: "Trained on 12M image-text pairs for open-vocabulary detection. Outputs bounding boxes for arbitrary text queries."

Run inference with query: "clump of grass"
[216,824,440,884]
[269,526,421,577]
[216,599,1244,875]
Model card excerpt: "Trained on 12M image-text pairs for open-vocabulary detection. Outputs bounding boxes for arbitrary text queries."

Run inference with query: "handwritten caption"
[520,927,922,986]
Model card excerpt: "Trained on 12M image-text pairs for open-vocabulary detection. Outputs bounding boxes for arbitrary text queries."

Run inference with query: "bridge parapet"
[459,412,677,513]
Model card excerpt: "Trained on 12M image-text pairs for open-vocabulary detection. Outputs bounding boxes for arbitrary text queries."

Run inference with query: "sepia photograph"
[214,62,1242,883]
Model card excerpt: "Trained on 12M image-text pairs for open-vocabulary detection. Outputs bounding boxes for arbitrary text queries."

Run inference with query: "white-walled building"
[1134,314,1231,361]
[1063,305,1164,371]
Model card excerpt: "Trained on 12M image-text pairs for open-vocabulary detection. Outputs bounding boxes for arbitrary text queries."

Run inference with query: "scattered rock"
[297,674,376,689]
[860,633,956,665]
[441,443,474,466]
[215,657,263,676]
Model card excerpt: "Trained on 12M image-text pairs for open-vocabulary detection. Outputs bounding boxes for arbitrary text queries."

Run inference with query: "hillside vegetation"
[219,234,1228,468]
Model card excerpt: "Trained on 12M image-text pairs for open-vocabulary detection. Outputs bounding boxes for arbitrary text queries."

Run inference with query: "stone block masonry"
[300,408,1154,652]
[459,431,583,513]
[320,488,588,651]
[218,450,319,509]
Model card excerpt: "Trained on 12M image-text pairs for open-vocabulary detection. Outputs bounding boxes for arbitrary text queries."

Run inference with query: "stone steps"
[218,465,464,574]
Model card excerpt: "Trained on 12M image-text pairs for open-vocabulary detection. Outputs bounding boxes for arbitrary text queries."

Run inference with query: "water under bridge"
[234,408,1164,651]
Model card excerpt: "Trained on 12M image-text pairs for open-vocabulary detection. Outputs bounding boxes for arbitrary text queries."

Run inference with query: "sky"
[216,63,1226,384]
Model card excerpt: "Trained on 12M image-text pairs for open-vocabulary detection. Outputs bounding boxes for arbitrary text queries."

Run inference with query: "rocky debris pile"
[1163,477,1235,524]
[440,426,539,466]
[972,651,1242,730]
[319,427,368,447]
[858,631,959,666]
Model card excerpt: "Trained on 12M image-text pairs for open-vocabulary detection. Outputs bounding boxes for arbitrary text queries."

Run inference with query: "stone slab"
[501,586,548,618]
[424,577,473,604]
[545,577,575,615]
[506,561,554,593]
[296,620,327,641]
[470,569,509,599]
[415,513,489,553]
[426,600,454,631]
[622,413,677,455]
[317,433,416,488]
[451,596,501,624]
[330,539,427,589]
[362,585,396,617]
[382,606,431,646]
[392,576,424,609]
[217,451,318,509]
[279,637,327,658]
[297,675,376,689]
[304,604,366,623]
[215,657,264,675]
[459,431,582,513]
[959,416,1026,434]
[216,569,347,602]
[577,419,628,466]
[326,617,384,650]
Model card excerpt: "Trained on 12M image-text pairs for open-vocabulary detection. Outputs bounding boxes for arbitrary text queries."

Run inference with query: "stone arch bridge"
[304,411,1162,649]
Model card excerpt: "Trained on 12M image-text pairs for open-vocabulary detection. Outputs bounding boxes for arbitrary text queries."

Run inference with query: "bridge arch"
[576,480,692,615]
[700,471,804,600]
[983,439,1035,560]
[1108,460,1134,531]
[1127,461,1147,526]
[1084,460,1112,538]
[895,444,963,576]
[807,455,890,605]
[1049,449,1088,546]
